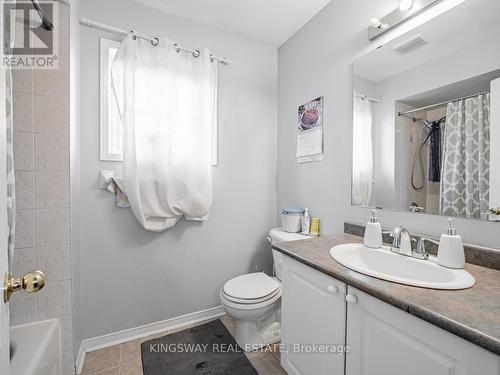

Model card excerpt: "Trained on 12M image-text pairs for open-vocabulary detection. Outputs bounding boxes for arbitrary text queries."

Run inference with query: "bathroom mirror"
[351,0,500,222]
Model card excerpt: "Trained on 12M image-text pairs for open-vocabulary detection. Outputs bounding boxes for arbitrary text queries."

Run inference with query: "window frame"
[99,37,123,161]
[99,37,218,165]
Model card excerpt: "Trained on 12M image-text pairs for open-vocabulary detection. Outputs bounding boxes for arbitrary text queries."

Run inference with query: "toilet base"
[220,280,282,352]
[233,309,281,352]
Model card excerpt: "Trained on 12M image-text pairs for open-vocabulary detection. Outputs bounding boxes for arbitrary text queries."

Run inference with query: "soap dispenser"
[364,209,382,249]
[301,208,311,235]
[437,218,465,269]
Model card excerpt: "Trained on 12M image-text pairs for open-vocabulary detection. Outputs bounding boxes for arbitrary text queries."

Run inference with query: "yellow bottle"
[310,218,320,237]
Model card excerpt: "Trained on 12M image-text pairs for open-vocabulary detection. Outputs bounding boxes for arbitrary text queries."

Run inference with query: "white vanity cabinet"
[280,254,500,375]
[281,255,347,375]
[345,286,500,375]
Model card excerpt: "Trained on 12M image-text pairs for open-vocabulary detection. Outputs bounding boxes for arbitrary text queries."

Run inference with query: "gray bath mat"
[141,319,258,375]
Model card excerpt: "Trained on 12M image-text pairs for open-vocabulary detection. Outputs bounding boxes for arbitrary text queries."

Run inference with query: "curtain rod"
[79,17,230,66]
[356,94,380,103]
[398,90,489,117]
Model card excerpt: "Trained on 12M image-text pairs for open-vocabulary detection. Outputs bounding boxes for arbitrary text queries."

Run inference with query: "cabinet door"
[346,286,500,375]
[281,255,347,375]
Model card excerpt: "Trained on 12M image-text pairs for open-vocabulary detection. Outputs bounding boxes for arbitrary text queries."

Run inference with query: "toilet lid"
[223,272,280,301]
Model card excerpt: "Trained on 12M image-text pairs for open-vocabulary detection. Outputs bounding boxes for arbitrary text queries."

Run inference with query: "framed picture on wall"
[296,96,324,163]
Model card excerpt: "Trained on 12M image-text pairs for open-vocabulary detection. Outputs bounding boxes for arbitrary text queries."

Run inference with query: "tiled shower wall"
[10,2,73,374]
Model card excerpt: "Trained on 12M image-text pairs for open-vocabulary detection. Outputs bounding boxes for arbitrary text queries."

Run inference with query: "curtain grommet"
[174,43,180,53]
[193,49,201,58]
[151,37,159,46]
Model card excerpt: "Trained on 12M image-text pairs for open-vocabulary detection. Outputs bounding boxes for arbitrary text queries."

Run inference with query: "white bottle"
[364,209,382,249]
[437,218,465,269]
[301,208,311,235]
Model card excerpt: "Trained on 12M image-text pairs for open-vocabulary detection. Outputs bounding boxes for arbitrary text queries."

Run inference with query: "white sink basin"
[330,243,475,290]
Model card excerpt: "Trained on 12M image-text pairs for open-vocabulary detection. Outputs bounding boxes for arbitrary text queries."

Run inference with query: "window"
[100,38,123,161]
[99,38,218,165]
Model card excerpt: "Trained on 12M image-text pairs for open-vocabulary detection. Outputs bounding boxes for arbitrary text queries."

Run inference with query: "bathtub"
[10,319,61,375]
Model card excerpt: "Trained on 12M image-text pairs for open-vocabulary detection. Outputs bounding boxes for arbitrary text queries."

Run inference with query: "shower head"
[416,119,432,129]
[31,0,54,31]
[416,116,446,130]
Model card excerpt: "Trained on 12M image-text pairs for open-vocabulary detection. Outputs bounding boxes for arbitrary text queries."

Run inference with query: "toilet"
[220,228,309,351]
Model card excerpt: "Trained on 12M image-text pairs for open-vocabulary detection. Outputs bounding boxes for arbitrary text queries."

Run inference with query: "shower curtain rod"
[79,17,231,65]
[398,90,489,117]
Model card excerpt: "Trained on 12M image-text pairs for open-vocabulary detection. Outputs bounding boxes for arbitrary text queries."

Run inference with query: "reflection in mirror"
[351,0,500,222]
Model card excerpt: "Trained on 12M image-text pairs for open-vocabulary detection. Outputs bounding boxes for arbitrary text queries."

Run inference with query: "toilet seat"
[222,272,280,304]
[222,286,281,304]
[220,288,282,311]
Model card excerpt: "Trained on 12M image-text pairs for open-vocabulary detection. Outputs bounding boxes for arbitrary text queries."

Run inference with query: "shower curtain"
[440,94,490,218]
[352,95,373,206]
[112,35,217,231]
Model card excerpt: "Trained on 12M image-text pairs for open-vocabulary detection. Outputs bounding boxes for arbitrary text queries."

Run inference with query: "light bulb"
[370,18,382,28]
[400,0,413,11]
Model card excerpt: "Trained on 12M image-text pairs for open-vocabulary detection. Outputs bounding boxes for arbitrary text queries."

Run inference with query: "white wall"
[76,0,278,343]
[490,78,500,208]
[277,0,500,249]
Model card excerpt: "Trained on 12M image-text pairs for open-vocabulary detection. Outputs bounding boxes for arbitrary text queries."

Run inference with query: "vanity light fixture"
[368,0,446,40]
[400,0,414,11]
[370,18,383,29]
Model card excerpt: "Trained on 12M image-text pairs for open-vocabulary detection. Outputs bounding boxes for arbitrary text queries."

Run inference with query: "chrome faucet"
[415,237,439,260]
[389,226,432,260]
[390,226,413,256]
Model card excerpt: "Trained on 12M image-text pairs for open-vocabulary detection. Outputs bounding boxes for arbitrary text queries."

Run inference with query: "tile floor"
[80,315,286,375]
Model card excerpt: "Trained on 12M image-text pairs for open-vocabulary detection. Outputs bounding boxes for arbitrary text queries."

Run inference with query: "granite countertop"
[272,233,500,356]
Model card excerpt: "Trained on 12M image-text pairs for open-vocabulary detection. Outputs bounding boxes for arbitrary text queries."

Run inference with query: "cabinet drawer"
[283,255,347,295]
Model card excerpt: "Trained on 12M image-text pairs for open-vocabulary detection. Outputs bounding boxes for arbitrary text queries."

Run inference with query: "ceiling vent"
[391,35,429,55]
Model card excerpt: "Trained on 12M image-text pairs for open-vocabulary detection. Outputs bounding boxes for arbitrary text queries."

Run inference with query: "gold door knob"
[4,270,46,303]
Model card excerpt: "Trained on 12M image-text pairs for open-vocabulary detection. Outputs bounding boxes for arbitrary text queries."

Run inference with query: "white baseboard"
[75,305,225,374]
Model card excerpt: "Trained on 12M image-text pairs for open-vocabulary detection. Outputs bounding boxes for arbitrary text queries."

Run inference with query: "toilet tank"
[269,228,309,280]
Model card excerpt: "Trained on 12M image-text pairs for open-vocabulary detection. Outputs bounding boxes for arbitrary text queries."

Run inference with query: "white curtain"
[352,95,374,206]
[440,94,490,218]
[112,35,217,231]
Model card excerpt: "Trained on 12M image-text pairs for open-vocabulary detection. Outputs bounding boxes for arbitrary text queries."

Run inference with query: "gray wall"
[76,0,278,342]
[277,0,500,249]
